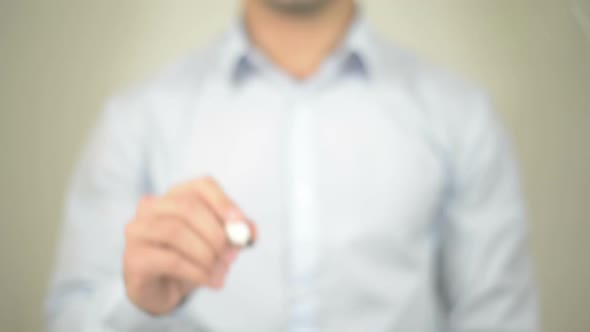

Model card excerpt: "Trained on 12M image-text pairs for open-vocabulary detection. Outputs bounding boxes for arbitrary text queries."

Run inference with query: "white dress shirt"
[46,16,538,332]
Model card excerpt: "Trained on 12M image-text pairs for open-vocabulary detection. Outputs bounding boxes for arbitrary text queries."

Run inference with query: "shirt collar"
[218,13,377,84]
[338,14,376,78]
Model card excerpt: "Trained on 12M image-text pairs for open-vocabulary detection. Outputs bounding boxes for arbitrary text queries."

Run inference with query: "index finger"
[167,176,250,222]
[168,176,257,246]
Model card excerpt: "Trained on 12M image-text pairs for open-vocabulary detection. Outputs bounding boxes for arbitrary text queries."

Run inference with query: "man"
[46,0,538,331]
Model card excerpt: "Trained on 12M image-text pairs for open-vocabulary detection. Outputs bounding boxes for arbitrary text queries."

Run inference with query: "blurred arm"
[45,96,193,332]
[438,94,538,332]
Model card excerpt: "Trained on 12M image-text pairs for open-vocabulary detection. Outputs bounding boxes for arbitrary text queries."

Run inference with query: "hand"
[123,176,257,315]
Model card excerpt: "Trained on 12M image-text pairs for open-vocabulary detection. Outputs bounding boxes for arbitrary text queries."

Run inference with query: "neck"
[244,0,355,80]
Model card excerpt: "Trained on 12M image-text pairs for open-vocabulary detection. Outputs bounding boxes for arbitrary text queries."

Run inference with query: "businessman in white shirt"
[46,0,538,331]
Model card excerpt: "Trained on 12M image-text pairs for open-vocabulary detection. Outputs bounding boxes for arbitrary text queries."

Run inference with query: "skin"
[124,177,256,315]
[123,0,355,316]
[245,0,355,79]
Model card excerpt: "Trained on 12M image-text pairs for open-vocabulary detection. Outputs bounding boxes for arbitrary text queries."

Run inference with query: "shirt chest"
[148,79,447,330]
[152,81,446,257]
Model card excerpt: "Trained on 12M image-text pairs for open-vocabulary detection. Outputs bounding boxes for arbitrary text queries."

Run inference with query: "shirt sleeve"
[437,93,539,332]
[45,95,195,332]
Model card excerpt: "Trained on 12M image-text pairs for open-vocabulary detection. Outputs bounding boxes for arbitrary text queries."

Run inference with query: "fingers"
[126,216,217,272]
[127,190,242,287]
[168,176,258,246]
[123,183,247,315]
[221,247,239,265]
[126,217,236,289]
[127,244,213,288]
[170,176,245,221]
[126,175,256,302]
[145,198,228,256]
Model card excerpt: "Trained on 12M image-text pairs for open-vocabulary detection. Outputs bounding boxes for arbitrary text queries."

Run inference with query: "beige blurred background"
[1,1,589,331]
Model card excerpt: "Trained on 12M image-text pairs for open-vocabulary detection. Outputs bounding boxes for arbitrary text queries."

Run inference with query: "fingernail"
[213,260,229,278]
[223,249,239,264]
[213,276,224,288]
[226,207,245,221]
[209,274,223,289]
[215,267,230,288]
